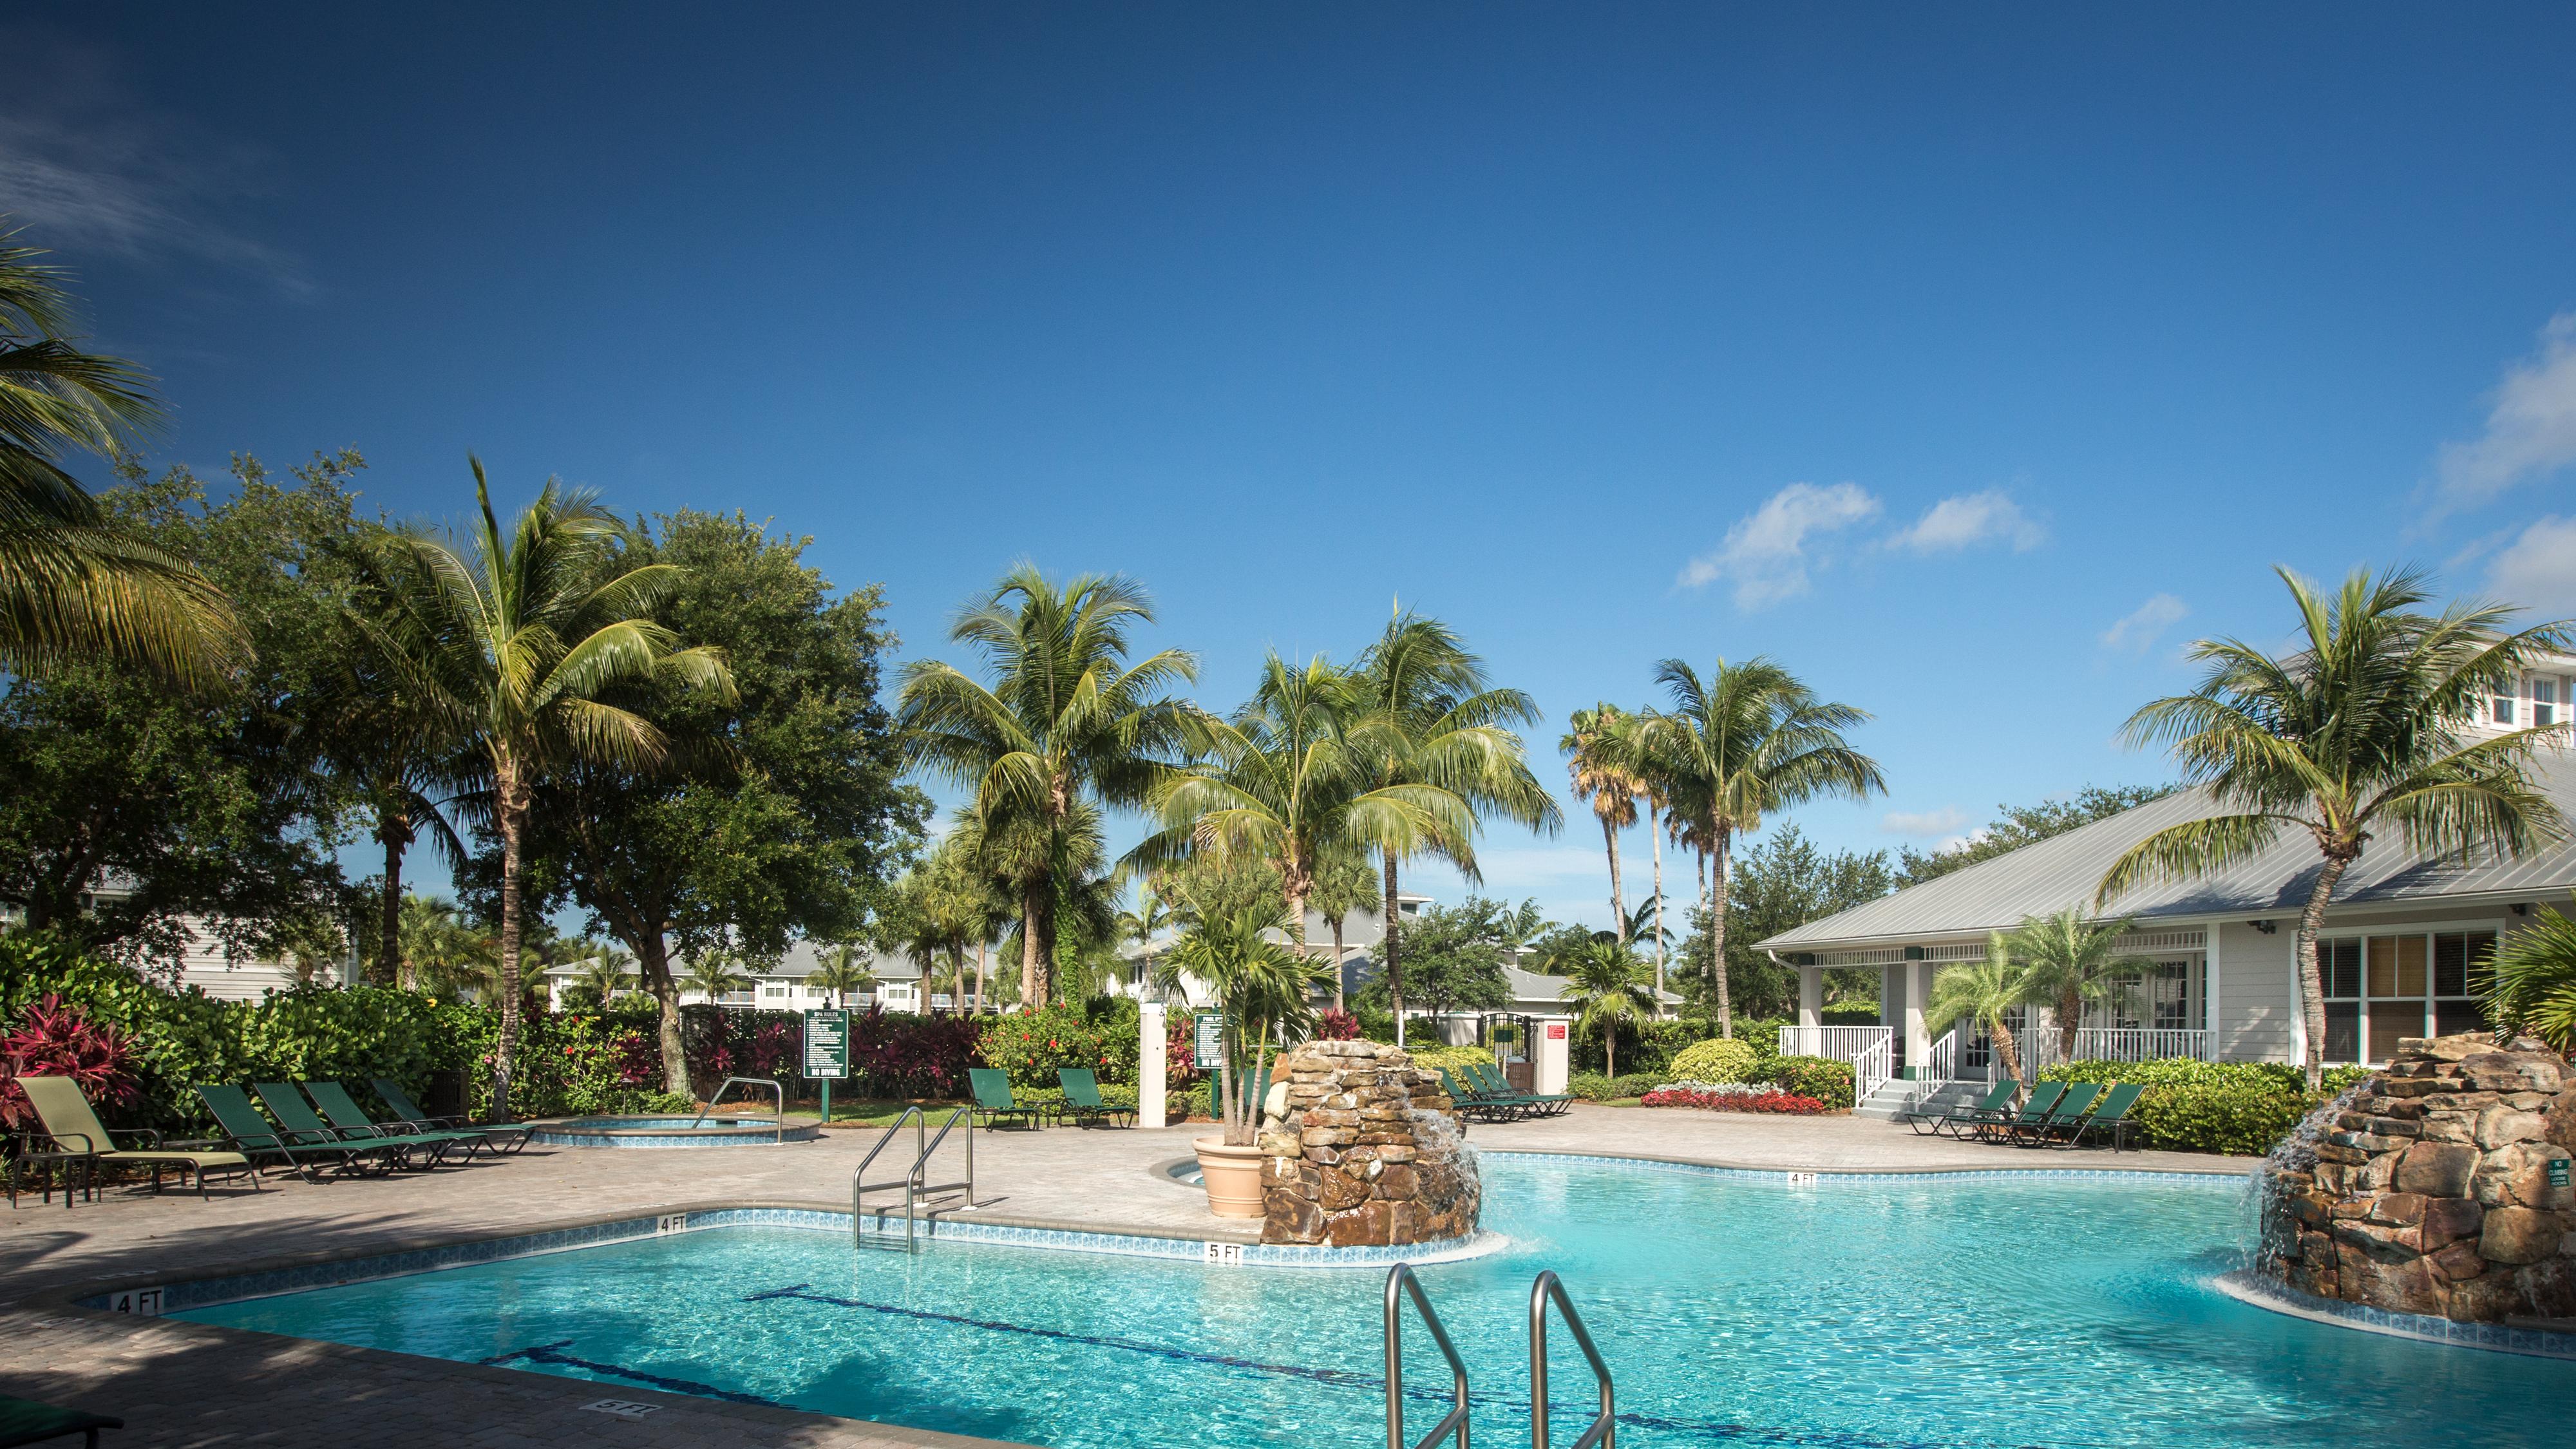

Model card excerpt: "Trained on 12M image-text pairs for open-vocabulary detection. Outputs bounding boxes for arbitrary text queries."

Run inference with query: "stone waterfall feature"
[1255,1039,1482,1247]
[2259,1032,2576,1321]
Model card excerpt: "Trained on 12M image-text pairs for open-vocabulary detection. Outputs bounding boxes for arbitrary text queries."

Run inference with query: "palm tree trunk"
[1602,814,1626,942]
[2056,986,2082,1061]
[1331,914,1346,1014]
[1021,882,1044,1009]
[1382,852,1406,1047]
[376,811,407,987]
[1605,1023,1616,1081]
[1709,824,1734,1039]
[1990,1013,2026,1102]
[494,771,526,1122]
[2297,845,2358,1091]
[1649,804,1665,998]
[976,938,988,1015]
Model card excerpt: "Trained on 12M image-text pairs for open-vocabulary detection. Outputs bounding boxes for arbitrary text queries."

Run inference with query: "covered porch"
[1778,925,2218,1104]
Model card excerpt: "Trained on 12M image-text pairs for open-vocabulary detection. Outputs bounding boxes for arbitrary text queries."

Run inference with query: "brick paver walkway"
[1,1108,2253,1449]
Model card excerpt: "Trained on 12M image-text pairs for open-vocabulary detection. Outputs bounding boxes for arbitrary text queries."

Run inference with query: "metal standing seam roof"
[1759,748,2576,952]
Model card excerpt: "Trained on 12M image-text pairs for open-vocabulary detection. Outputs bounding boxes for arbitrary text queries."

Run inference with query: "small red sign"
[1546,1023,1566,1040]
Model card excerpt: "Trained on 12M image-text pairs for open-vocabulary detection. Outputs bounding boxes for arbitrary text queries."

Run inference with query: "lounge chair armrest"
[109,1127,166,1149]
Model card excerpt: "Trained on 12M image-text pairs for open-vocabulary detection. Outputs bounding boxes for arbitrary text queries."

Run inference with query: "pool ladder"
[1385,1264,1615,1449]
[850,1104,976,1251]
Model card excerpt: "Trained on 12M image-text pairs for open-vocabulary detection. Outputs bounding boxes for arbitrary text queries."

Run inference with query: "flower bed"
[1640,1082,1828,1114]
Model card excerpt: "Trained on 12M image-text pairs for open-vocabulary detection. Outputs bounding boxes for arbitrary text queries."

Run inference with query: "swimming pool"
[172,1155,2568,1448]
[526,1115,820,1148]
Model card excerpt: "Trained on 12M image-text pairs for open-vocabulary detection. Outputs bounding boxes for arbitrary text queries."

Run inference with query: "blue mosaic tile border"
[2213,1270,2576,1361]
[84,1213,673,1314]
[1482,1148,2243,1189]
[525,1128,819,1149]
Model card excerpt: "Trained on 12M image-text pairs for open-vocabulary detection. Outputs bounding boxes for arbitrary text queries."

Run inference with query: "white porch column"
[1532,1016,1571,1096]
[1797,965,1823,1057]
[1139,1001,1166,1128]
[2204,928,2224,1062]
[1905,958,1935,1081]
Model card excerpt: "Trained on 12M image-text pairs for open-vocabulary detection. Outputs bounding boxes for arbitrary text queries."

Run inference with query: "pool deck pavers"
[1,1107,2256,1449]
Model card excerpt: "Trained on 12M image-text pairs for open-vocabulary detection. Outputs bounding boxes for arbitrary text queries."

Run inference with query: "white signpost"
[1139,1001,1166,1128]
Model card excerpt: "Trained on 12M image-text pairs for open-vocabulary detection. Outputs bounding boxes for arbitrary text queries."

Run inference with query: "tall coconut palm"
[681,952,752,1005]
[1558,938,1657,1079]
[2099,565,2569,1086]
[1352,611,1560,1045]
[1309,846,1381,1013]
[2006,908,2146,1062]
[808,942,876,1009]
[1924,934,2034,1097]
[2483,892,2576,1054]
[1138,652,1472,986]
[1638,657,1885,1038]
[357,459,734,1114]
[1562,703,1643,940]
[898,567,1198,1008]
[0,227,245,686]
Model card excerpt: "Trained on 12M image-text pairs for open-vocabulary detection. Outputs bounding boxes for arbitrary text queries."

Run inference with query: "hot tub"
[527,1115,820,1148]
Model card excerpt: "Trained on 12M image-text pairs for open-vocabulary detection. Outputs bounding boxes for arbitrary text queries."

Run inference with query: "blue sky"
[10,5,2576,931]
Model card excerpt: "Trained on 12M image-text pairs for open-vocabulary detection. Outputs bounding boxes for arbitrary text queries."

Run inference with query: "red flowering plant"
[976,1004,1136,1089]
[1312,1009,1362,1041]
[1,994,138,1131]
[1640,1085,1828,1115]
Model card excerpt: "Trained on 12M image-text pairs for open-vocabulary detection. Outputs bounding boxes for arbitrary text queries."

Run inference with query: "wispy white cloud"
[1884,489,2045,554]
[1678,482,1880,609]
[2429,313,2576,516]
[1880,806,1969,838]
[2100,593,2188,654]
[2486,515,2576,615]
[0,27,306,294]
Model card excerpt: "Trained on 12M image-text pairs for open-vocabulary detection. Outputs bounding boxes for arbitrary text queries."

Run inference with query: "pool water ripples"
[176,1157,2568,1448]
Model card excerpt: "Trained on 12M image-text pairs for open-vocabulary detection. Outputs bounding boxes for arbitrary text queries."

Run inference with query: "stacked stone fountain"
[1253,1039,1481,1247]
[2260,1032,2576,1321]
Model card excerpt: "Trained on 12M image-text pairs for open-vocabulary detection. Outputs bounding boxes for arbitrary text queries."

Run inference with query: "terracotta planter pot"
[1193,1135,1266,1218]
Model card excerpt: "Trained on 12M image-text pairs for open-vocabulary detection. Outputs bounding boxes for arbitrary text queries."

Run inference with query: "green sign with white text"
[803,1009,849,1079]
[1193,1012,1224,1069]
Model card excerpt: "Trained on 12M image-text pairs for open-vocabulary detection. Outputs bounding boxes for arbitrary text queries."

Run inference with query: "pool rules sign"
[803,1009,849,1078]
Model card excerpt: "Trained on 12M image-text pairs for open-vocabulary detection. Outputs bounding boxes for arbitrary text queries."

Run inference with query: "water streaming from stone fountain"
[1252,1039,1482,1246]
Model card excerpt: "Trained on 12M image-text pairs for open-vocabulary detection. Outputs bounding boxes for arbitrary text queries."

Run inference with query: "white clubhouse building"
[1762,664,2576,1115]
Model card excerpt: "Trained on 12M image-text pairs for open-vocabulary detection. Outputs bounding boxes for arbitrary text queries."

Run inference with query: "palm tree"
[808,942,876,1009]
[0,225,246,687]
[397,896,498,999]
[1638,656,1885,1038]
[357,459,734,1113]
[572,946,633,1009]
[1308,847,1381,1013]
[1116,886,1175,999]
[2483,893,2576,1054]
[1557,938,1657,1079]
[2098,566,2569,1086]
[1168,904,1327,1146]
[2005,908,2146,1063]
[898,567,1198,1008]
[680,952,752,1005]
[1139,652,1470,980]
[1562,703,1643,940]
[1351,611,1559,1045]
[1924,934,2034,1096]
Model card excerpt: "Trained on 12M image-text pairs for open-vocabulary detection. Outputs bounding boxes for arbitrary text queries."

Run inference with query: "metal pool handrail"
[690,1076,786,1142]
[1385,1263,1470,1449]
[850,1104,975,1251]
[1529,1271,1614,1449]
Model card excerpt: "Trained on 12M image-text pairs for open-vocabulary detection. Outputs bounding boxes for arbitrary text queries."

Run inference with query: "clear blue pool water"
[176,1157,2567,1448]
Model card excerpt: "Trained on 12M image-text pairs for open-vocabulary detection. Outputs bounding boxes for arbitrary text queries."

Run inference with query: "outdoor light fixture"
[2249,920,2277,934]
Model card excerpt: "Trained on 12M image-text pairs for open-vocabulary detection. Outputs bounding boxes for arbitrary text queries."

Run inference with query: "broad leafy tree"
[1354,895,1517,1019]
[360,460,732,1113]
[898,567,1198,1007]
[1900,784,2175,886]
[1639,656,1885,1037]
[2100,566,2568,1086]
[509,509,916,1092]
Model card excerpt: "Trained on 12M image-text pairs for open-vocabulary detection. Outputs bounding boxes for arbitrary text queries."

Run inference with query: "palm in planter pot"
[1168,904,1327,1215]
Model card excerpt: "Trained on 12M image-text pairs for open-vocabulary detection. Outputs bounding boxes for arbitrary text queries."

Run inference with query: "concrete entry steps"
[1856,1078,1991,1122]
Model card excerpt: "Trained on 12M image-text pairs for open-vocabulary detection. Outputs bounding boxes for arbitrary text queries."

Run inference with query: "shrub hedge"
[1761,1055,1855,1110]
[2037,1057,2373,1155]
[1669,1037,1759,1083]
[1567,1071,1661,1101]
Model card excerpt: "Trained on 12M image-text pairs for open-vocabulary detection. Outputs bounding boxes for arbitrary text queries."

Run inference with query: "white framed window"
[2492,688,2516,725]
[2319,928,2492,1065]
[761,983,788,999]
[2532,676,2559,728]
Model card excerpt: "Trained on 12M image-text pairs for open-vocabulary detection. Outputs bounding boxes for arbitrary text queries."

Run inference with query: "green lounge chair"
[1467,1061,1571,1116]
[372,1079,532,1155]
[2014,1081,2102,1146]
[1436,1067,1520,1123]
[1909,1078,2018,1138]
[2065,1081,2146,1151]
[0,1394,122,1449]
[254,1083,460,1171]
[9,1076,254,1204]
[195,1084,367,1182]
[1055,1068,1133,1128]
[306,1081,494,1159]
[967,1068,1045,1130]
[1975,1080,2064,1144]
